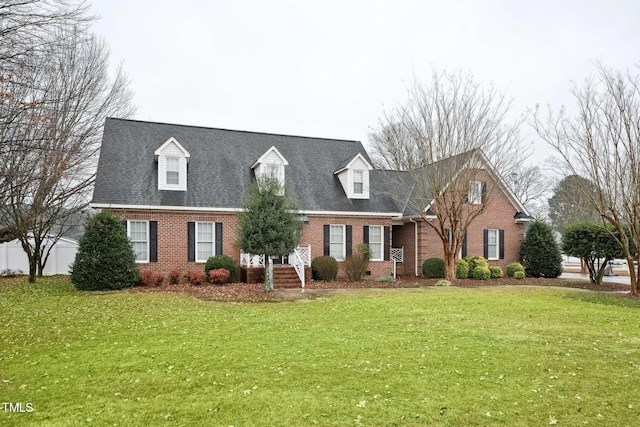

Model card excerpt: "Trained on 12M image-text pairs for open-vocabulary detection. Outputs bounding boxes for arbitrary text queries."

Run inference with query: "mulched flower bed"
[132,276,634,303]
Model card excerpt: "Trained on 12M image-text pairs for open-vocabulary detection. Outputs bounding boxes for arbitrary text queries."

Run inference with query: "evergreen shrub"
[489,266,504,278]
[514,270,526,280]
[208,268,231,284]
[422,258,445,278]
[520,220,563,278]
[204,255,236,283]
[456,258,470,279]
[506,262,525,277]
[311,256,338,281]
[187,270,206,286]
[70,210,139,291]
[472,266,491,280]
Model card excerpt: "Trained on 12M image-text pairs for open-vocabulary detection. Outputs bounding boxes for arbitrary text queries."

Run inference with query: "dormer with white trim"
[154,137,190,191]
[251,146,288,192]
[334,153,373,199]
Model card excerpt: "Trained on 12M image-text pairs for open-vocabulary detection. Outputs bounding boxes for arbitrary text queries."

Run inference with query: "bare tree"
[505,164,550,219]
[370,70,526,279]
[1,11,135,282]
[533,62,640,295]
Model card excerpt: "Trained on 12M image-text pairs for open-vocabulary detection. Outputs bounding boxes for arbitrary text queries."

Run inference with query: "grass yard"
[1,277,639,426]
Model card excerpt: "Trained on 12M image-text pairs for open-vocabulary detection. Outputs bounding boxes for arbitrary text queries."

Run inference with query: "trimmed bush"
[140,270,164,287]
[204,255,236,283]
[343,244,370,282]
[187,270,206,286]
[489,266,504,278]
[208,268,230,284]
[422,257,445,279]
[311,256,338,281]
[374,275,395,283]
[514,270,526,280]
[506,262,525,277]
[456,258,470,279]
[465,256,489,276]
[168,269,182,285]
[521,220,563,278]
[472,266,491,280]
[435,279,452,286]
[71,210,139,291]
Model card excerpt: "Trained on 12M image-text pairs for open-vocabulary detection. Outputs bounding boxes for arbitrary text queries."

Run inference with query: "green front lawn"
[1,277,639,426]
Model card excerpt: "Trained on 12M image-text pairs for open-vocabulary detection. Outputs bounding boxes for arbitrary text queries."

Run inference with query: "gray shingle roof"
[92,118,402,214]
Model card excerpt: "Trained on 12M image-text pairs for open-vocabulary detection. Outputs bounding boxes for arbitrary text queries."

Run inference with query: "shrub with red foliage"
[168,269,183,285]
[186,270,206,286]
[208,268,230,284]
[140,270,164,287]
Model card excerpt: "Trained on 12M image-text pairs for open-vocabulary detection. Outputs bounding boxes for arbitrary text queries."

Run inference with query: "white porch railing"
[392,247,404,279]
[240,245,311,288]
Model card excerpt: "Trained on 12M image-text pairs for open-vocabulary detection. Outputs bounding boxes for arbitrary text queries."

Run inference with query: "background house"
[91,118,530,284]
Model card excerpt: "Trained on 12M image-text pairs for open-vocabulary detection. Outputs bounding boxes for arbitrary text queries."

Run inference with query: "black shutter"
[346,225,352,257]
[215,222,223,255]
[462,232,467,258]
[499,229,505,259]
[149,221,158,263]
[323,225,330,256]
[481,181,487,203]
[188,222,195,262]
[483,229,489,259]
[121,220,127,233]
[363,226,369,244]
[384,226,391,261]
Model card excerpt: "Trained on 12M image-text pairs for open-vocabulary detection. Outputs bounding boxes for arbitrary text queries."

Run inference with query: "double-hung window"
[353,170,364,195]
[486,229,499,260]
[196,222,214,262]
[330,225,345,261]
[166,157,180,185]
[128,220,149,262]
[468,180,482,205]
[368,225,383,261]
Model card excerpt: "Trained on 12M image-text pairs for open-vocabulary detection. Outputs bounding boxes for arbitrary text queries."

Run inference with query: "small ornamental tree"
[520,220,563,278]
[561,221,628,285]
[71,210,139,291]
[237,176,303,291]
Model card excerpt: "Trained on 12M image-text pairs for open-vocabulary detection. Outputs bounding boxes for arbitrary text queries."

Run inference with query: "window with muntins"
[128,220,149,262]
[353,170,364,194]
[368,225,383,261]
[196,222,214,262]
[487,229,498,260]
[330,225,345,260]
[166,157,180,185]
[468,180,482,205]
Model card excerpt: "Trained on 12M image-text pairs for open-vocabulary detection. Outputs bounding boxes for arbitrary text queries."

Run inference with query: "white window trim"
[487,229,499,260]
[195,221,215,263]
[368,225,383,261]
[166,156,180,185]
[468,180,482,205]
[128,220,149,263]
[353,170,364,195]
[329,224,346,261]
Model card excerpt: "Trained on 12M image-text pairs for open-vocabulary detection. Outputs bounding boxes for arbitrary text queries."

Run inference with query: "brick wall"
[115,209,395,280]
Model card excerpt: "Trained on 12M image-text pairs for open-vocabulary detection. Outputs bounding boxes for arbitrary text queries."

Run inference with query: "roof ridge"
[106,117,362,144]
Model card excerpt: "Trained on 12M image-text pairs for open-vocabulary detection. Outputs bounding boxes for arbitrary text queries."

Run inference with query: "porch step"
[272,265,302,288]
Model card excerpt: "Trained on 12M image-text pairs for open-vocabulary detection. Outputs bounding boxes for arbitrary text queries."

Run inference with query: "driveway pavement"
[560,271,630,285]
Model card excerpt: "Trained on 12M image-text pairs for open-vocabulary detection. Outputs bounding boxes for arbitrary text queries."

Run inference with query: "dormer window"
[353,170,364,194]
[334,153,373,199]
[166,157,180,185]
[154,137,190,191]
[252,146,288,194]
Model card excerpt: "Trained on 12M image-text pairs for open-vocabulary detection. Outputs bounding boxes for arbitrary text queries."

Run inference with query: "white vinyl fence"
[0,236,78,275]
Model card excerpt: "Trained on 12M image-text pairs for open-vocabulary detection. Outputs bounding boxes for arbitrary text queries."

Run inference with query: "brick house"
[91,118,531,285]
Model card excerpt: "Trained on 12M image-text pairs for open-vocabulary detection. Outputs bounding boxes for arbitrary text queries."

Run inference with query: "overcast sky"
[90,0,639,164]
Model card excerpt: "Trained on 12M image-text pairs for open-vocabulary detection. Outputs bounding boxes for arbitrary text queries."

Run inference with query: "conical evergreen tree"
[71,210,139,290]
[520,220,563,278]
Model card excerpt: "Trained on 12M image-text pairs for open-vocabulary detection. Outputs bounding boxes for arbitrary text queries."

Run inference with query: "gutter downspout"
[409,218,419,277]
